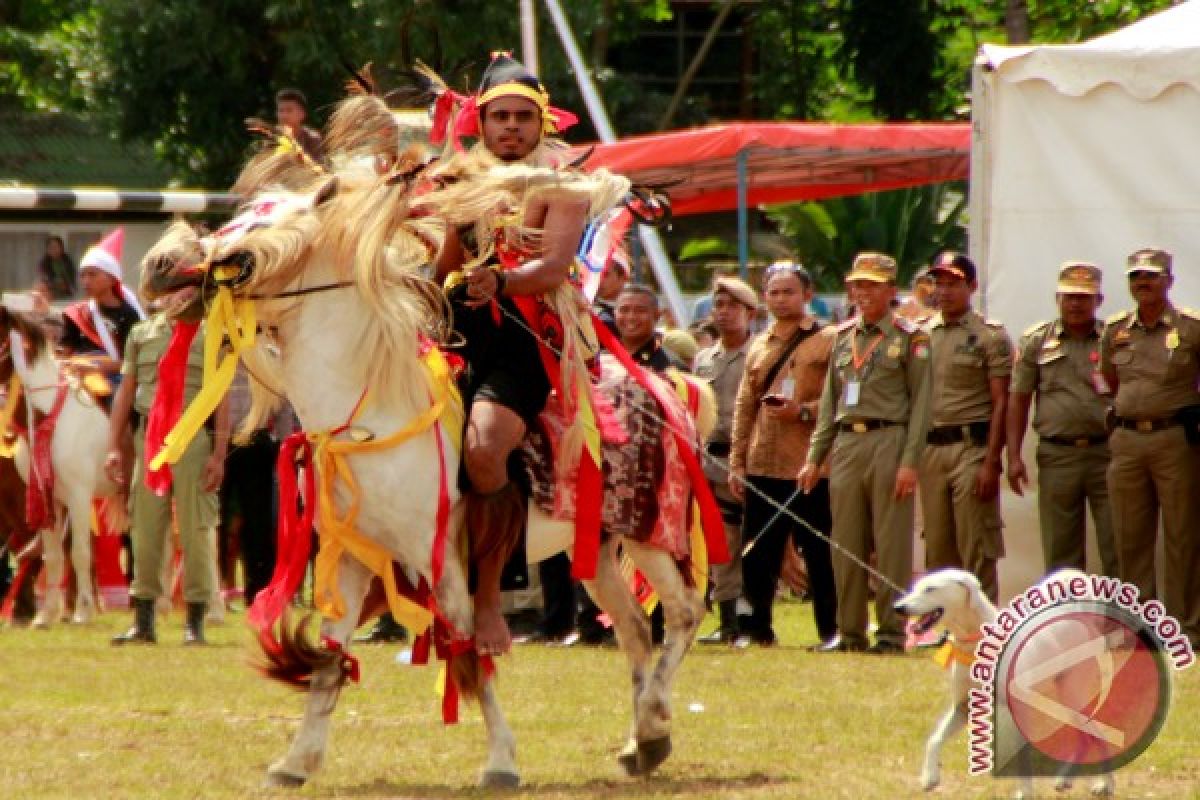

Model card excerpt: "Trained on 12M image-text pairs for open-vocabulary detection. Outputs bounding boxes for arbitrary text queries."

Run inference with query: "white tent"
[967,2,1200,598]
[970,0,1200,336]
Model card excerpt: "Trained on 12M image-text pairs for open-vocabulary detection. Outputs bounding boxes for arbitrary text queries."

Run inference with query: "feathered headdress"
[417,51,578,152]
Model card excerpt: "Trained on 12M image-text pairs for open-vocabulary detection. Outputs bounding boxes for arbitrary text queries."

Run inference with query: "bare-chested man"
[432,54,592,657]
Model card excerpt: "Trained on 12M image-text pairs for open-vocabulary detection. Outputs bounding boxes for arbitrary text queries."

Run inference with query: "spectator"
[107,305,229,646]
[920,252,1013,603]
[593,247,630,336]
[1100,247,1200,650]
[661,328,700,371]
[615,285,684,371]
[36,236,76,301]
[1007,262,1117,577]
[689,321,718,350]
[692,276,757,644]
[799,253,931,654]
[275,88,323,160]
[730,262,837,648]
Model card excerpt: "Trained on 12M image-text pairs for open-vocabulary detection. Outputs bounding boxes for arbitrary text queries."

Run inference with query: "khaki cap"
[713,275,759,310]
[1126,248,1172,275]
[662,328,699,363]
[1056,261,1102,295]
[845,252,897,283]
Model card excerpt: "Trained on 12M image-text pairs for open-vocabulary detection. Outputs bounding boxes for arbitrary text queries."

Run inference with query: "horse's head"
[138,221,212,321]
[0,305,51,383]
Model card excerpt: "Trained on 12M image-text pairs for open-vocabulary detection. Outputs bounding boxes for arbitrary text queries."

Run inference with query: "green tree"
[766,183,967,290]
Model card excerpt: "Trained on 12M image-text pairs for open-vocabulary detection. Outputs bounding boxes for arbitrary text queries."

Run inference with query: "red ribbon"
[23,384,68,531]
[247,432,317,634]
[143,320,200,495]
[321,636,361,684]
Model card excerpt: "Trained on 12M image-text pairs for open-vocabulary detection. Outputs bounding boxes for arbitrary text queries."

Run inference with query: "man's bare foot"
[473,601,512,657]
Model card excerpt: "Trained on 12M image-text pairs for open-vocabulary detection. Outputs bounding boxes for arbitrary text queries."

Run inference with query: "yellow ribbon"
[149,278,256,471]
[933,638,976,670]
[311,347,463,635]
[0,373,22,458]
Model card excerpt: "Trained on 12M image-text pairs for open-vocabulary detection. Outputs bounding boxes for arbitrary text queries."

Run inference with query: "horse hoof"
[635,735,672,775]
[617,736,672,776]
[264,768,306,789]
[479,770,520,789]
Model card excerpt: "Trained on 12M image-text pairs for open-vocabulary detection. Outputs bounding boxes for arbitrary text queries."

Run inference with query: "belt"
[1114,416,1180,433]
[1042,434,1109,448]
[838,419,899,434]
[705,441,731,458]
[927,421,990,447]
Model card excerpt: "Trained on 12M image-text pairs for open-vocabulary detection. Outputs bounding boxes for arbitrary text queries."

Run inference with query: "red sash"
[62,303,105,352]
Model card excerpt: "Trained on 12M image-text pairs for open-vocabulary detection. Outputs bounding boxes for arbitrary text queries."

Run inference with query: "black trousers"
[219,431,279,605]
[537,551,577,637]
[741,475,837,642]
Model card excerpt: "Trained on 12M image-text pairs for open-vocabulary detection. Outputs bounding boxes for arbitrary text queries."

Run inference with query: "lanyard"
[851,330,886,372]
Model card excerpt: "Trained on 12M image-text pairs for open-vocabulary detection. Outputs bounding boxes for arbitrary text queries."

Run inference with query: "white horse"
[0,308,125,626]
[138,91,712,790]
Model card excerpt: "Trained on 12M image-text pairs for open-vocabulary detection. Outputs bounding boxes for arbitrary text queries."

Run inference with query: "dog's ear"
[953,574,987,615]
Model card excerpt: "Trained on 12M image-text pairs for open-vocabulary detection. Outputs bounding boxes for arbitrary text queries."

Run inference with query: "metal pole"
[737,148,749,280]
[542,0,689,326]
[519,0,539,76]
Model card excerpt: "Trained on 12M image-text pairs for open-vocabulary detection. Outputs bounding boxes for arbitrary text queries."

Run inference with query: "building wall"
[0,220,171,298]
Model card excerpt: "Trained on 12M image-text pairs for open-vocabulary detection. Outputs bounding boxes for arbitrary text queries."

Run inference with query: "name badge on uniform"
[1166,330,1181,350]
[886,341,902,359]
[780,377,796,399]
[845,380,861,408]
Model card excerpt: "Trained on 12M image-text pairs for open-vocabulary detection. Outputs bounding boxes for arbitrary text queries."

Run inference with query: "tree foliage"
[0,0,1178,187]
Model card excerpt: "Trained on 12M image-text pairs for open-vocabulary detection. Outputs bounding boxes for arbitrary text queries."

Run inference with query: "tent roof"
[980,1,1200,99]
[572,121,970,216]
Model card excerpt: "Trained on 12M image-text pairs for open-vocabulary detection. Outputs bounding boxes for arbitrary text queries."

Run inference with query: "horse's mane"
[4,309,51,363]
[213,93,449,429]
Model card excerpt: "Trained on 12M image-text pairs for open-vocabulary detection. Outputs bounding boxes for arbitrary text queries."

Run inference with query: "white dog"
[895,568,1115,799]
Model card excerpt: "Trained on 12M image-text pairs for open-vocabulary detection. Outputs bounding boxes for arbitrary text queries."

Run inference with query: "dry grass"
[1,599,1198,799]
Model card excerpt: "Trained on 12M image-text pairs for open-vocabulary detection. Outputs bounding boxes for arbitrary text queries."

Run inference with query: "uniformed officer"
[919,252,1012,603]
[1100,247,1200,648]
[1007,262,1117,577]
[799,252,931,654]
[107,311,228,645]
[693,276,758,643]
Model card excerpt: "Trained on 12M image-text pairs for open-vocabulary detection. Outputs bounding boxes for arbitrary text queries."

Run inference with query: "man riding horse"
[431,53,592,657]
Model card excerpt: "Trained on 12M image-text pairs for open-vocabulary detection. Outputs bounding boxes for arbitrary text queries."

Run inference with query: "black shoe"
[112,597,156,646]
[732,631,777,650]
[815,636,866,653]
[354,615,408,644]
[184,602,207,646]
[697,627,736,645]
[866,639,905,655]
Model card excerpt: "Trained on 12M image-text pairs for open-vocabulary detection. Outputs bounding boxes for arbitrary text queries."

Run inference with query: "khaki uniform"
[808,310,931,647]
[1012,318,1116,576]
[1101,304,1200,644]
[123,315,217,604]
[693,337,752,602]
[919,310,1011,601]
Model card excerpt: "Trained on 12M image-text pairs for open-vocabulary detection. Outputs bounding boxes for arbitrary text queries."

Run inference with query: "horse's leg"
[265,554,371,788]
[435,511,519,789]
[32,517,67,629]
[580,537,654,776]
[621,539,704,775]
[66,497,97,624]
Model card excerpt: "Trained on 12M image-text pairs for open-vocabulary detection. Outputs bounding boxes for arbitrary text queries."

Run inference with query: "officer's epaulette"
[1106,310,1133,325]
[835,317,857,333]
[984,318,1005,329]
[1180,307,1200,322]
[893,315,916,334]
[1022,320,1051,338]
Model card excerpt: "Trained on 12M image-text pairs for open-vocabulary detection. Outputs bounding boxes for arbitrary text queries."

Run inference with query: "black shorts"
[450,288,552,427]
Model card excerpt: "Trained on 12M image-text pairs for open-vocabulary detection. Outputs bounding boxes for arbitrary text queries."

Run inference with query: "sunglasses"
[1127,270,1164,280]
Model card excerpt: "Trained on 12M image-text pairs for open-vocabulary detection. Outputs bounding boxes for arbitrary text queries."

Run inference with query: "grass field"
[2,599,1198,799]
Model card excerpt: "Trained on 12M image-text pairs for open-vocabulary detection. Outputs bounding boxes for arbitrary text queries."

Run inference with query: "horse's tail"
[251,609,343,691]
[451,648,487,700]
[100,494,128,535]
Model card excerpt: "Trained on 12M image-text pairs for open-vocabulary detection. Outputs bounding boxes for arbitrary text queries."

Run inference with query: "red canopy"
[574,122,970,215]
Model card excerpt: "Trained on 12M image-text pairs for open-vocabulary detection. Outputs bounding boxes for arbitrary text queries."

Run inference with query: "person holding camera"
[729,261,836,649]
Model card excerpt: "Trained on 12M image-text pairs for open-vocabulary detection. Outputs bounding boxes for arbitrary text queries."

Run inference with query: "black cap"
[929,251,977,283]
[478,52,544,97]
